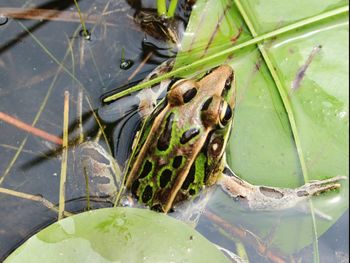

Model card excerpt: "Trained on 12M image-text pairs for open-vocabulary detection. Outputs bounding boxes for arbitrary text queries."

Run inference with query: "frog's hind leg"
[78,141,123,202]
[218,167,346,211]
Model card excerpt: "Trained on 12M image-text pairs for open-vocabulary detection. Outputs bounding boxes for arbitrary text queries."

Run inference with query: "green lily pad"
[5,208,229,263]
[172,0,348,255]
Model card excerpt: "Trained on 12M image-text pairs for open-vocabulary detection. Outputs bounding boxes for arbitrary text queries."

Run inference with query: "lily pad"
[5,208,229,263]
[173,0,349,255]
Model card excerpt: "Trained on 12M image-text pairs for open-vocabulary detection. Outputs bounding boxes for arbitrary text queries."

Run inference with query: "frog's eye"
[219,101,232,127]
[201,97,233,128]
[167,80,198,106]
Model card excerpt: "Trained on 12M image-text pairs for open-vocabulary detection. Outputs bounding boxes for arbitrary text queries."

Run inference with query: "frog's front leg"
[218,167,346,211]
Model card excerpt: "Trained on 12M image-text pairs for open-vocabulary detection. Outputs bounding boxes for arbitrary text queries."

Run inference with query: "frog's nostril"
[224,74,234,90]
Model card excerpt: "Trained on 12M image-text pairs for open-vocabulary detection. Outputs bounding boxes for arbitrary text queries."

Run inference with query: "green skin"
[124,65,235,213]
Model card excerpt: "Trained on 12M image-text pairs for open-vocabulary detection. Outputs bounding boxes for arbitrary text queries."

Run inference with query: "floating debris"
[120,59,134,70]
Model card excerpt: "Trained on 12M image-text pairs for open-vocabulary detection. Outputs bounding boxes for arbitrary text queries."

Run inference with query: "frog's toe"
[297,175,347,196]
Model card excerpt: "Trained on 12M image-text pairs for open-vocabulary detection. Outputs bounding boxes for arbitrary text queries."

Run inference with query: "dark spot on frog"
[181,164,195,190]
[172,156,183,169]
[139,160,153,179]
[189,188,196,195]
[203,159,210,184]
[90,175,111,185]
[201,97,213,111]
[297,190,309,197]
[131,180,140,197]
[81,148,110,165]
[142,185,153,203]
[157,113,174,151]
[160,169,172,188]
[180,128,200,144]
[259,187,284,199]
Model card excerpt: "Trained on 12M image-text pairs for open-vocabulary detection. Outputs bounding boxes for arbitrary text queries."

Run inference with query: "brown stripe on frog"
[181,164,195,190]
[125,101,171,189]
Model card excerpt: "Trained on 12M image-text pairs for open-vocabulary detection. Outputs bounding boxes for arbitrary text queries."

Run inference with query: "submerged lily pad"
[5,207,229,263]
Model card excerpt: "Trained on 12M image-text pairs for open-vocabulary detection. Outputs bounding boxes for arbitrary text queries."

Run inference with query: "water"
[0,0,181,258]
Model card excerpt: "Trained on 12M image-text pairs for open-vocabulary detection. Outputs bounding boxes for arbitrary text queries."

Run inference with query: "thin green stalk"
[167,0,178,17]
[157,0,167,16]
[104,5,348,102]
[73,0,89,38]
[0,187,73,217]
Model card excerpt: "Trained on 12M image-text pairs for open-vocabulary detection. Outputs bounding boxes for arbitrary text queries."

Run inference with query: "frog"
[81,61,346,216]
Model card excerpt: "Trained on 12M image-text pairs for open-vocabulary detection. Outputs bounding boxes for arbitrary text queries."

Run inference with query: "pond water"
[0,0,348,262]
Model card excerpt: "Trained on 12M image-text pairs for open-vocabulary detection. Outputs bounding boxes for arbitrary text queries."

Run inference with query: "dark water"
[0,0,183,258]
[0,0,348,262]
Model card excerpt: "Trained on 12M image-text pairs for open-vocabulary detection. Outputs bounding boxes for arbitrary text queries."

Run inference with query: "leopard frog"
[91,62,345,214]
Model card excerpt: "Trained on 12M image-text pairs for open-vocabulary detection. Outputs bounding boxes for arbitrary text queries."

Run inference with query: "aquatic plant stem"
[0,112,63,145]
[104,5,348,102]
[167,0,178,17]
[157,0,167,16]
[0,187,73,217]
[73,0,89,38]
[58,91,70,220]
